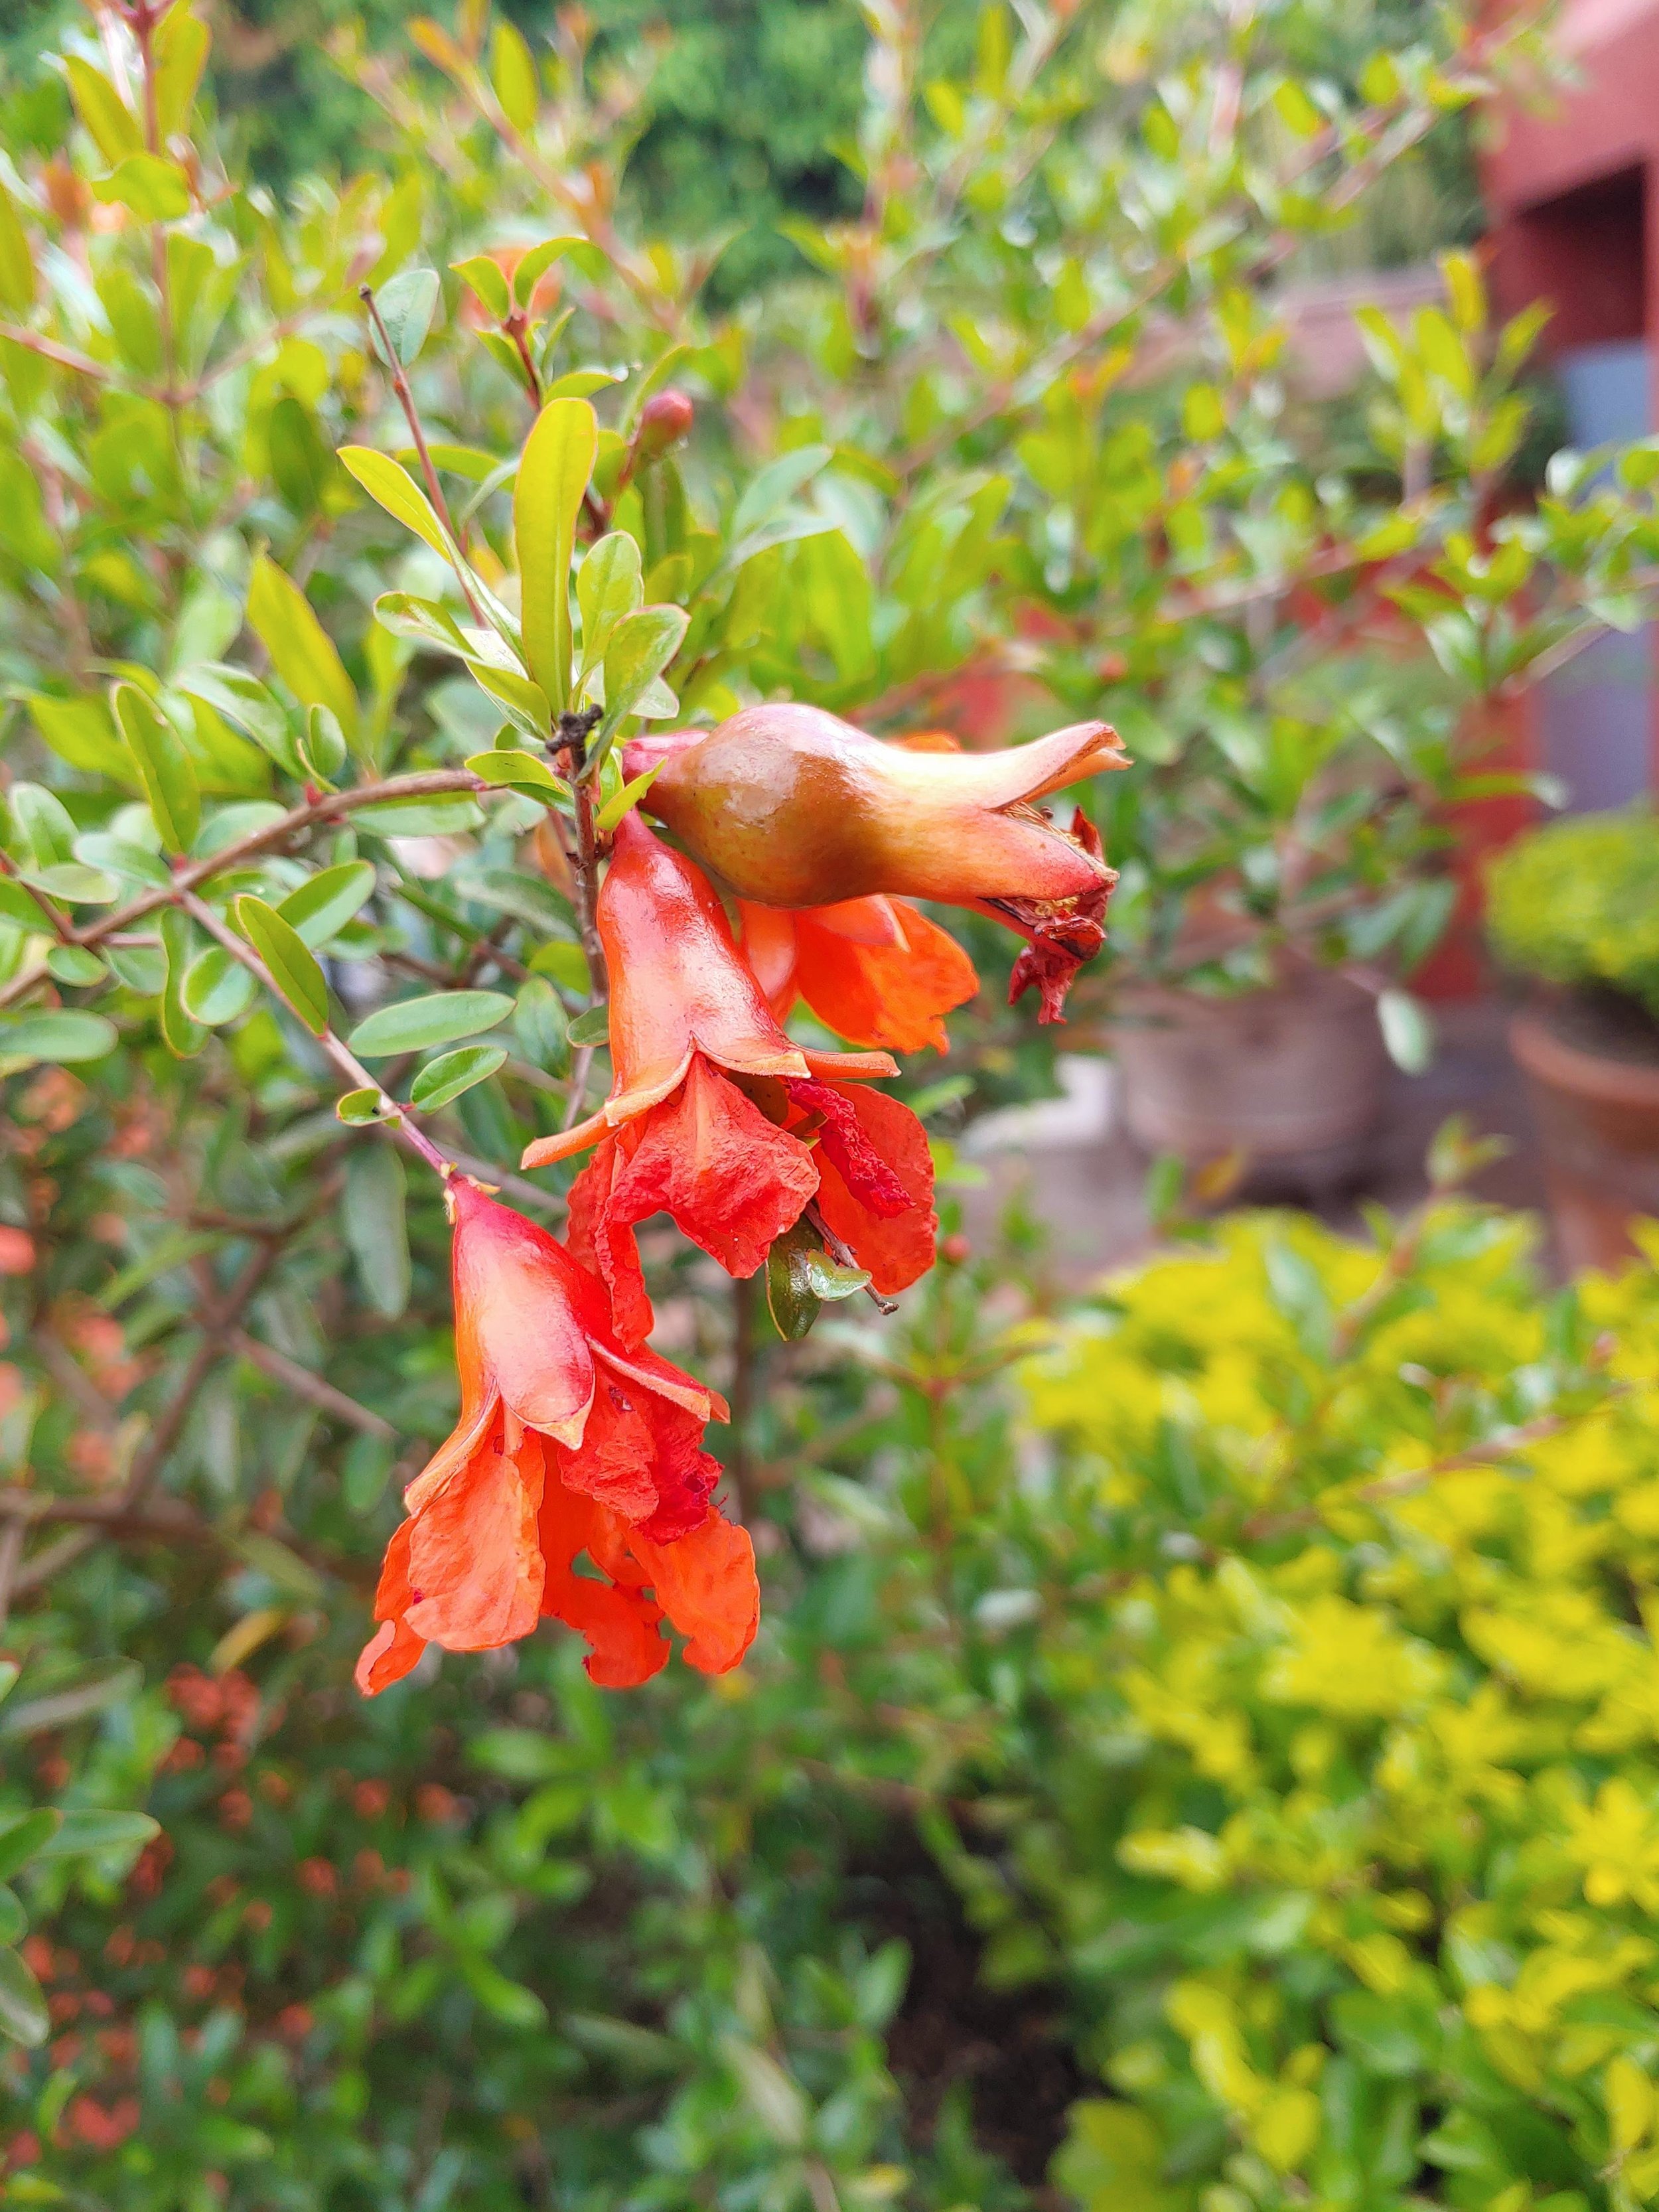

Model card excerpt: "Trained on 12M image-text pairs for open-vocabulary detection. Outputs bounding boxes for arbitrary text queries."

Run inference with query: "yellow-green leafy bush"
[1486,810,1659,1016]
[1011,1197,1659,2209]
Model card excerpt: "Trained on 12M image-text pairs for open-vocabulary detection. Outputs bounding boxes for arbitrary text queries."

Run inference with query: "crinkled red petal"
[567,1138,655,1347]
[607,1055,817,1276]
[782,1076,910,1219]
[809,1083,937,1296]
[405,1430,546,1652]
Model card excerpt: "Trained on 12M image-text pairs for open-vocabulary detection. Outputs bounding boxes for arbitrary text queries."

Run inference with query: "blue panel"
[1541,339,1652,810]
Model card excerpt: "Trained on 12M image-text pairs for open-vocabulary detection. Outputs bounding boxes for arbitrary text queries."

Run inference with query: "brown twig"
[0,770,486,1015]
[228,1331,395,1438]
[360,282,485,621]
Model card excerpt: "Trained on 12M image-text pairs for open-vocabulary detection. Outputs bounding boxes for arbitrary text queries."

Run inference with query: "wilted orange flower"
[736,894,979,1054]
[356,1180,757,1694]
[628,705,1126,1019]
[522,814,937,1341]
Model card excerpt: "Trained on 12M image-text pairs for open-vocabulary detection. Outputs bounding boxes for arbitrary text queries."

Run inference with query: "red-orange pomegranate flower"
[521,815,937,1341]
[737,895,979,1054]
[627,705,1127,1019]
[356,1180,757,1694]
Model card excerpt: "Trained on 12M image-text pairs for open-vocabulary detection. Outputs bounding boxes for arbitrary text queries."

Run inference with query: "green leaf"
[800,1248,871,1301]
[599,604,688,737]
[512,236,584,308]
[516,397,598,711]
[0,880,44,930]
[730,443,831,542]
[0,1887,23,1949]
[344,1145,411,1319]
[457,867,573,934]
[594,759,664,834]
[0,184,36,315]
[234,895,330,1035]
[0,1947,48,2047]
[336,1086,391,1126]
[532,942,589,994]
[277,860,377,949]
[490,21,540,132]
[352,795,484,837]
[268,395,334,516]
[514,976,569,1070]
[45,944,106,988]
[246,554,359,744]
[301,703,347,782]
[8,782,74,870]
[113,682,200,853]
[371,267,440,366]
[465,749,568,800]
[0,1810,60,1883]
[181,945,257,1025]
[411,1043,508,1111]
[347,989,514,1057]
[63,56,143,165]
[451,254,512,323]
[766,1221,826,1341]
[153,0,210,136]
[159,907,206,1059]
[0,1009,117,1066]
[577,532,644,678]
[174,664,300,778]
[92,152,191,220]
[338,446,453,561]
[36,1809,159,1861]
[566,1002,611,1047]
[17,862,117,905]
[28,692,132,782]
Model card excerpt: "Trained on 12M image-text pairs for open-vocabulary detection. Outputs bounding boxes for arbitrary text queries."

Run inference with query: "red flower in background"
[627,705,1125,1019]
[737,894,978,1054]
[356,1181,756,1694]
[522,815,936,1341]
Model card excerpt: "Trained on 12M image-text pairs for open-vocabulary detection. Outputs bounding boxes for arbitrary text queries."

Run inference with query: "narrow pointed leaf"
[234,895,330,1035]
[113,682,199,854]
[515,398,597,711]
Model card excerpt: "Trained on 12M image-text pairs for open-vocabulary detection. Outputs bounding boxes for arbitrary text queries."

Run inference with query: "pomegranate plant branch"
[359,281,486,623]
[180,893,459,1183]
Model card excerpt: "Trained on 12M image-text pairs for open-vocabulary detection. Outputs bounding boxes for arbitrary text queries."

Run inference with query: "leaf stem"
[359,281,486,623]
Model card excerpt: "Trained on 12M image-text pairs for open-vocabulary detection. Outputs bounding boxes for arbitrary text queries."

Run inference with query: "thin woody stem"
[360,281,486,623]
[180,893,458,1183]
[0,769,485,1014]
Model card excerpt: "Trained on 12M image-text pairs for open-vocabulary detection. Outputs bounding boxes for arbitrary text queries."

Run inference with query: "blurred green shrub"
[1486,809,1659,1021]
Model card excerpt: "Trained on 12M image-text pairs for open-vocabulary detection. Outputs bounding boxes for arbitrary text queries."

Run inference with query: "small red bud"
[633,388,694,464]
[941,1233,970,1266]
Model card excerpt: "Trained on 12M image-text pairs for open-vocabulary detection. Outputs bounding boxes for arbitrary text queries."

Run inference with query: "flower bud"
[632,389,695,466]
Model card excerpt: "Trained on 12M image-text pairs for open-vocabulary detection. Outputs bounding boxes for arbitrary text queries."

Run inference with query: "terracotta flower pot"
[1112,973,1388,1186]
[1509,1009,1659,1272]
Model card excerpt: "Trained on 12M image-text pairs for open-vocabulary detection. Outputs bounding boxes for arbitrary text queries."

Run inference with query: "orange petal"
[450,1182,597,1443]
[355,1617,425,1696]
[792,900,977,1054]
[628,1511,759,1676]
[604,1057,818,1278]
[355,1520,425,1696]
[406,1438,546,1651]
[810,1082,936,1295]
[601,814,812,1103]
[538,1475,668,1686]
[735,901,800,1013]
[567,1139,656,1346]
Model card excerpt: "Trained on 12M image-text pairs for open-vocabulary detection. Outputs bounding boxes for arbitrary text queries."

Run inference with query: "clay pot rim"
[1510,1008,1659,1110]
